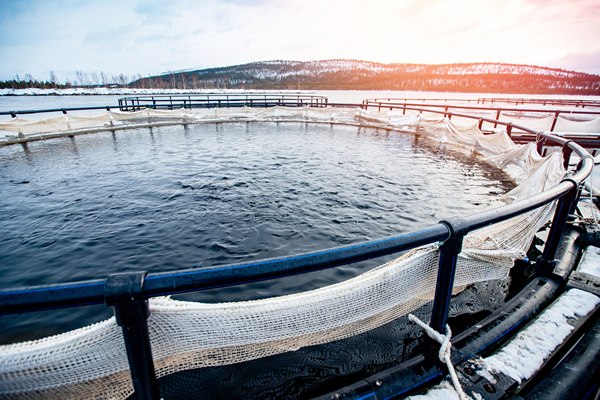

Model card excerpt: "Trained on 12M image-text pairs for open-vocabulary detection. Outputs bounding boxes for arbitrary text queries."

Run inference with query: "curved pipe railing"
[0,94,329,117]
[0,106,115,117]
[0,99,595,400]
[119,94,329,111]
[476,97,600,107]
[0,105,592,313]
[363,97,600,108]
[365,97,600,109]
[0,173,588,315]
[361,99,600,133]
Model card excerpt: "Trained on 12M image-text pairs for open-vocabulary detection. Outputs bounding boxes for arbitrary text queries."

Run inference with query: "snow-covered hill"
[148,60,600,94]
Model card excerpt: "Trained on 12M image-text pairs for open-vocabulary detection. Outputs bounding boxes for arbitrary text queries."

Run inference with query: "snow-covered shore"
[0,88,309,96]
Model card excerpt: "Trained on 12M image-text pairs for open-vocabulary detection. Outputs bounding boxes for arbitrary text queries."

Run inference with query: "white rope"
[408,314,468,400]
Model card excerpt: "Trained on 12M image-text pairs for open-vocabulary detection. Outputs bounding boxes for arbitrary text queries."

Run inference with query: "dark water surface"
[0,122,512,341]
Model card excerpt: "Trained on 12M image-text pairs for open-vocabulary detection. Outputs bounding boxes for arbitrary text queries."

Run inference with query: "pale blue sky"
[1,0,599,83]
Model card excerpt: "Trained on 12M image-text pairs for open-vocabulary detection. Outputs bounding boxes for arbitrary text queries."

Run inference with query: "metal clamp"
[105,272,149,328]
[439,218,469,255]
[560,176,580,189]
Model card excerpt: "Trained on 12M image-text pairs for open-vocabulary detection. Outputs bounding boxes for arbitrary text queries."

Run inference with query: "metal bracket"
[439,218,469,255]
[567,271,600,296]
[534,257,566,286]
[456,359,516,400]
[105,271,149,328]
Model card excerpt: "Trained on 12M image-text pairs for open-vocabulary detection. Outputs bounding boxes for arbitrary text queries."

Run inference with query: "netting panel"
[0,107,567,399]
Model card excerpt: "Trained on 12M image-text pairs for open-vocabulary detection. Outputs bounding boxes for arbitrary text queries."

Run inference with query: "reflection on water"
[0,122,513,341]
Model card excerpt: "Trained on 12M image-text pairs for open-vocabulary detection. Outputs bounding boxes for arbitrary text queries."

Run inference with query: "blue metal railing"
[0,98,596,400]
[361,97,600,108]
[362,99,600,133]
[118,93,329,111]
[0,94,328,118]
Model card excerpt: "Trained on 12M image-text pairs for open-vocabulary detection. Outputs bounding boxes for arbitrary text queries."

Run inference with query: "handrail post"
[431,218,468,333]
[105,272,160,400]
[550,111,560,132]
[562,142,573,170]
[537,137,544,156]
[540,180,580,262]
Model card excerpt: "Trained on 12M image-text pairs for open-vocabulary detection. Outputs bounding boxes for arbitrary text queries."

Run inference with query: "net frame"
[0,107,568,399]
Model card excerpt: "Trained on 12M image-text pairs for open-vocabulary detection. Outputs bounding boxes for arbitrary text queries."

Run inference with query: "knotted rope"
[409,314,467,400]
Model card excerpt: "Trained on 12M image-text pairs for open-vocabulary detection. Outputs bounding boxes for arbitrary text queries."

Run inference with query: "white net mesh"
[1,106,598,142]
[0,106,568,399]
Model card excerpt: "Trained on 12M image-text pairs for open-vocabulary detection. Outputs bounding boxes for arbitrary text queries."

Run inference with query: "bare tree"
[118,74,128,88]
[49,71,57,88]
[75,71,84,87]
[91,72,99,87]
[136,73,144,89]
[100,71,107,87]
[24,74,33,87]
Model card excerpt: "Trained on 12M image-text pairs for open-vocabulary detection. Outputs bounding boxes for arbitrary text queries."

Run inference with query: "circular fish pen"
[0,96,598,399]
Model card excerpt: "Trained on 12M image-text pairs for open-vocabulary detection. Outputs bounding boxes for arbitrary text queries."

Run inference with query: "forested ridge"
[141,60,600,94]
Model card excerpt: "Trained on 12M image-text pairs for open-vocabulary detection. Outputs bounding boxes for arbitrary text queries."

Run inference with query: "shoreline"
[3,88,600,98]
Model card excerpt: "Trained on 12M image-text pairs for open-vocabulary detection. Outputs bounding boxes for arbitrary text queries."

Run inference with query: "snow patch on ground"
[579,246,600,277]
[405,381,460,400]
[478,289,600,383]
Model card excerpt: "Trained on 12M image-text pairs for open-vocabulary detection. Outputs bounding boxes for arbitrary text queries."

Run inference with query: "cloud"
[220,0,276,6]
[398,0,445,18]
[548,50,600,75]
[1,0,600,81]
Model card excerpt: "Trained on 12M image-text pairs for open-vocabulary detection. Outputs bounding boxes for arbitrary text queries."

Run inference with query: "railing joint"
[438,217,469,252]
[533,257,566,286]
